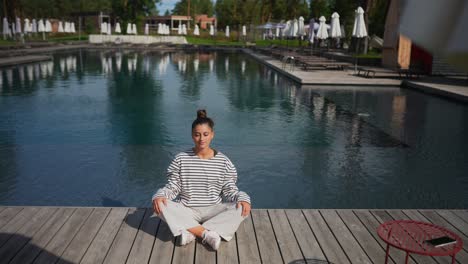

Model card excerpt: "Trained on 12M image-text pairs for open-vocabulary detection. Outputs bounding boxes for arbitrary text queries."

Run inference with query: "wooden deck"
[0,207,467,264]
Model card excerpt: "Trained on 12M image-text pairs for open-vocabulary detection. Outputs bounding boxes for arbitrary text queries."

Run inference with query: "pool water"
[0,50,467,208]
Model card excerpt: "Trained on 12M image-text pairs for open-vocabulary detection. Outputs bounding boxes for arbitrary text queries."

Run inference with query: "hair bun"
[197,109,207,119]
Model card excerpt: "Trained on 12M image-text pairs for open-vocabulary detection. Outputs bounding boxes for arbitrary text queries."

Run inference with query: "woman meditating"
[152,110,251,250]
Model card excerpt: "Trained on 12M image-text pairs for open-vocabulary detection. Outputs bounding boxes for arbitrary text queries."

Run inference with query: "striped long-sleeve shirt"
[152,149,251,207]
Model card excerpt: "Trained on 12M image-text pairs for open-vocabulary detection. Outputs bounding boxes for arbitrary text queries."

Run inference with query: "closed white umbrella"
[2,17,9,39]
[308,19,315,44]
[71,22,76,33]
[298,16,305,37]
[115,22,121,33]
[178,24,182,35]
[38,19,45,32]
[225,25,230,37]
[275,26,280,38]
[193,24,200,36]
[126,23,131,34]
[283,20,291,37]
[65,22,70,33]
[291,19,298,37]
[24,18,30,33]
[209,24,214,36]
[58,21,64,33]
[182,24,187,35]
[16,17,21,34]
[32,19,37,33]
[107,23,111,35]
[352,7,367,38]
[330,12,342,38]
[45,19,52,32]
[242,25,247,37]
[352,7,368,71]
[144,23,149,35]
[316,16,328,39]
[101,22,107,34]
[132,23,137,35]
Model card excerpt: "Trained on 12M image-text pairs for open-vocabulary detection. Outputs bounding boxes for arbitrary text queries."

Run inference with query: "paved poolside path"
[0,207,467,264]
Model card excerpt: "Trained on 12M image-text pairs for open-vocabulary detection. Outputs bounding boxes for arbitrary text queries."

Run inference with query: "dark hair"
[192,109,214,130]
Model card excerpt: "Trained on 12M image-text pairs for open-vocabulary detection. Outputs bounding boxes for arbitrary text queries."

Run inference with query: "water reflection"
[0,51,467,208]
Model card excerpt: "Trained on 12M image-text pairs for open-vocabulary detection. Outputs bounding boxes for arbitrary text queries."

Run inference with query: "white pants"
[156,200,247,241]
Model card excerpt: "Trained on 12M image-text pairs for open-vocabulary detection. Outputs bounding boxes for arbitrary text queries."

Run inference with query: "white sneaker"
[202,230,221,250]
[179,230,196,246]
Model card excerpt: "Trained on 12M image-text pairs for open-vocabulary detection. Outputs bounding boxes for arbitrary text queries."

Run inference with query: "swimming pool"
[0,50,467,208]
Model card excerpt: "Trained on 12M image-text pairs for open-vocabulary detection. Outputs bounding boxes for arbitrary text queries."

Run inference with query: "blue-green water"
[0,50,467,208]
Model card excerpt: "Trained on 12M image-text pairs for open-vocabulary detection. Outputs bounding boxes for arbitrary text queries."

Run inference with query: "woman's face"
[192,124,214,150]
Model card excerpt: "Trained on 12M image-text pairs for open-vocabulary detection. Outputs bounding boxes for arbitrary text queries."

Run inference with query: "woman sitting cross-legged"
[152,109,251,250]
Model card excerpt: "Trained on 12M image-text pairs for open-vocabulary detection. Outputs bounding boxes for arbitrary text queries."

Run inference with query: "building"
[382,0,464,75]
[144,15,192,32]
[194,15,216,30]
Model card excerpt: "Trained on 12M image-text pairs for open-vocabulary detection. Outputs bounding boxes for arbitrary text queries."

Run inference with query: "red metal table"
[377,220,463,264]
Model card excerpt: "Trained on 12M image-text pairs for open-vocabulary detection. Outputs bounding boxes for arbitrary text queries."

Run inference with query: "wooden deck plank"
[57,208,111,264]
[251,209,283,264]
[302,210,351,264]
[103,208,146,264]
[217,234,239,264]
[451,210,468,224]
[171,235,196,264]
[268,209,304,263]
[236,213,261,264]
[404,210,468,264]
[437,210,468,237]
[0,207,40,247]
[0,207,23,229]
[320,210,372,264]
[0,207,57,263]
[80,207,129,264]
[195,240,216,264]
[285,210,326,262]
[338,210,393,264]
[9,208,76,264]
[126,209,160,264]
[148,217,175,264]
[33,207,94,264]
[353,210,416,264]
[1,207,467,264]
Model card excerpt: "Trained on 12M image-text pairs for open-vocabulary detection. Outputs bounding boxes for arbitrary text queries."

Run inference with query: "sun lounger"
[357,67,376,78]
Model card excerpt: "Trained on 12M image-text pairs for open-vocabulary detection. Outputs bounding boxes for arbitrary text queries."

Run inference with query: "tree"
[172,0,214,17]
[310,0,333,19]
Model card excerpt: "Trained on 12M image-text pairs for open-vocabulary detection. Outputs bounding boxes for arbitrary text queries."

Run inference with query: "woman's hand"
[153,197,167,215]
[237,201,251,217]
